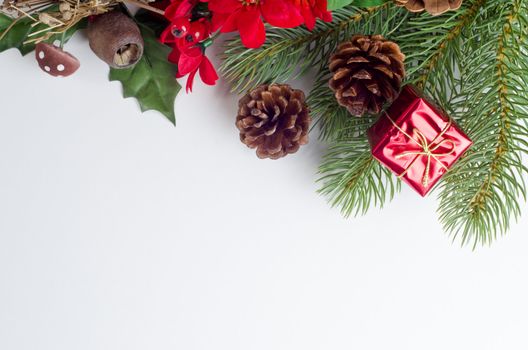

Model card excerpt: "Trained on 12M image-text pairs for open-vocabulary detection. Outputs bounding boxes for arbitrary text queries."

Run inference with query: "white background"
[1,33,528,350]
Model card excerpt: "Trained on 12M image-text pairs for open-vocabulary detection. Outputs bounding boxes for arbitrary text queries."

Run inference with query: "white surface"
[1,34,528,350]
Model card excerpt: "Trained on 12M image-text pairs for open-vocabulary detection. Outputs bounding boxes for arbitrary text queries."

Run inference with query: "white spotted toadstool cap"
[35,42,80,77]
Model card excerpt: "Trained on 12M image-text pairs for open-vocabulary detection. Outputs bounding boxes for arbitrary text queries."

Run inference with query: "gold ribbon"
[387,115,456,188]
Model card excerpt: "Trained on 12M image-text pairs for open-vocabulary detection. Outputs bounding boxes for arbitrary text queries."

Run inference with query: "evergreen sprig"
[317,121,401,217]
[220,3,406,93]
[309,4,477,217]
[436,0,528,247]
[221,0,527,245]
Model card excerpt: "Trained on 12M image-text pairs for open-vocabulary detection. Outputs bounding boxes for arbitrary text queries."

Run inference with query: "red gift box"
[367,85,472,196]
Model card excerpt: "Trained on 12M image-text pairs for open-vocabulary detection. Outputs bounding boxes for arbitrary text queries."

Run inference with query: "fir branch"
[412,0,485,89]
[310,2,484,142]
[315,0,528,231]
[308,4,407,142]
[220,3,399,93]
[437,0,528,246]
[313,4,476,216]
[308,5,413,214]
[318,129,400,217]
[309,71,376,142]
[220,0,528,244]
[391,1,482,89]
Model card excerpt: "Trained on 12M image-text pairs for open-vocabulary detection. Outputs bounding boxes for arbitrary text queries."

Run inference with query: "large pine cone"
[329,35,405,117]
[394,0,463,16]
[236,84,311,160]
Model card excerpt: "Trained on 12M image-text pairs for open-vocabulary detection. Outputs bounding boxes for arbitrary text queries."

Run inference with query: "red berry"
[170,17,190,38]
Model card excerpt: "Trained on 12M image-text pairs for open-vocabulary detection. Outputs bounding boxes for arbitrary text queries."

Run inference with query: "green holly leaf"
[0,13,33,54]
[109,23,181,125]
[327,0,389,11]
[1,10,85,55]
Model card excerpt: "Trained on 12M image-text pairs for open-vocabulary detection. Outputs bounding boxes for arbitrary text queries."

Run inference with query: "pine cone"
[394,0,463,16]
[328,35,405,117]
[236,84,311,160]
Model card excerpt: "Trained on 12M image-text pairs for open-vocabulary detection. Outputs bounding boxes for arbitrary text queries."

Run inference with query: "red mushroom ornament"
[35,42,80,77]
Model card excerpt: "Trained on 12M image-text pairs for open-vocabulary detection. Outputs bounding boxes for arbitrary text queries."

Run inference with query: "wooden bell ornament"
[87,11,144,69]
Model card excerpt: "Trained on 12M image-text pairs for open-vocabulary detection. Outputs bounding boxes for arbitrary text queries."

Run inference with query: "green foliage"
[0,13,33,54]
[435,0,528,247]
[221,3,402,93]
[328,0,389,11]
[318,120,400,217]
[0,9,85,55]
[1,8,179,123]
[222,0,528,246]
[306,4,409,214]
[308,4,407,142]
[109,22,181,125]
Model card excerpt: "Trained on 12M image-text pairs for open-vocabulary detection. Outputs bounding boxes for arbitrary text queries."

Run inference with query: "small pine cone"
[236,84,311,160]
[393,0,463,16]
[328,35,405,117]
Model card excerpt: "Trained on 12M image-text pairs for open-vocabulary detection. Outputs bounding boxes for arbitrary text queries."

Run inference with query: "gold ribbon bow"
[388,115,456,188]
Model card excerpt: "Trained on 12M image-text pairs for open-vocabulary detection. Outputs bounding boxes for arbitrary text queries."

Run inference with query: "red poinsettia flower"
[165,20,219,92]
[293,0,332,30]
[209,0,304,48]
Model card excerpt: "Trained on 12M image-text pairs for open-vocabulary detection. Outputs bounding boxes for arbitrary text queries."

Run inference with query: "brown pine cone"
[328,35,405,117]
[394,0,463,16]
[236,84,311,160]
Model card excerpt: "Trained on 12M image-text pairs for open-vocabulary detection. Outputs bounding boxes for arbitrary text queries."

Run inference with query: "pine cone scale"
[347,56,369,64]
[426,1,450,15]
[371,53,391,65]
[365,81,381,96]
[394,0,463,15]
[353,69,372,80]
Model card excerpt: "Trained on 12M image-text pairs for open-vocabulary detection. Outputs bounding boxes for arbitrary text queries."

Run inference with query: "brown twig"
[123,0,164,16]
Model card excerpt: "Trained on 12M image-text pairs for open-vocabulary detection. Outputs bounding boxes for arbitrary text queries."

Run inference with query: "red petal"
[168,47,181,65]
[237,8,265,48]
[208,0,241,13]
[261,0,303,28]
[176,0,194,17]
[199,56,219,85]
[164,3,180,19]
[300,3,316,30]
[160,26,175,44]
[219,12,239,33]
[165,0,193,19]
[186,68,198,92]
[315,0,332,22]
[211,12,230,31]
[178,50,203,75]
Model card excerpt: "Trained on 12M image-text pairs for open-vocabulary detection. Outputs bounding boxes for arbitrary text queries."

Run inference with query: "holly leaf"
[327,0,389,11]
[0,13,33,54]
[109,23,180,125]
[1,10,85,55]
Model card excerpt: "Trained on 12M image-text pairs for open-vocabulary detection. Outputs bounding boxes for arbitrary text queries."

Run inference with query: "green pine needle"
[435,0,528,247]
[221,0,528,246]
[220,3,405,93]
